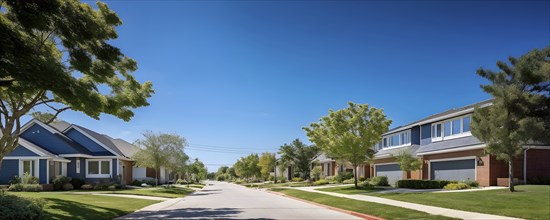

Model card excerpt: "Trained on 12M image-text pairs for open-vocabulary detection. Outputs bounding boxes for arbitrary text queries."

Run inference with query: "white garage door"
[375,164,403,186]
[431,159,475,181]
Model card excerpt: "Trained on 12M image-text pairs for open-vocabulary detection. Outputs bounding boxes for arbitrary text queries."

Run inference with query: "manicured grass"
[108,187,194,198]
[10,192,157,220]
[187,184,205,189]
[371,185,550,220]
[316,185,383,194]
[271,188,455,220]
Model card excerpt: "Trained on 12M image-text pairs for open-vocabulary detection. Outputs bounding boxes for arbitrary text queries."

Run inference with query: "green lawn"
[108,187,194,198]
[10,192,157,220]
[271,188,455,220]
[316,185,383,194]
[371,185,550,220]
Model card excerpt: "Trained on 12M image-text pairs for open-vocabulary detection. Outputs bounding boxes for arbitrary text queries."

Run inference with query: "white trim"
[431,115,472,142]
[62,162,67,176]
[4,156,70,163]
[522,145,550,150]
[59,154,93,158]
[428,156,477,181]
[46,160,49,184]
[416,144,486,156]
[17,139,48,157]
[117,159,120,179]
[76,159,81,174]
[20,119,72,141]
[429,156,476,162]
[85,159,112,178]
[65,125,121,157]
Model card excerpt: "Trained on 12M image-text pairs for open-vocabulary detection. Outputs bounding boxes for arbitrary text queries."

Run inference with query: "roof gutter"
[416,144,486,156]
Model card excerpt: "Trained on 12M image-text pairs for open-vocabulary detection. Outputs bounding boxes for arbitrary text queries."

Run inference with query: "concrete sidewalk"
[92,193,171,201]
[294,187,522,220]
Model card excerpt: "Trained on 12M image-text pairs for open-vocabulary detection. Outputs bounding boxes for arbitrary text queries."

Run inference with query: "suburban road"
[119,181,361,219]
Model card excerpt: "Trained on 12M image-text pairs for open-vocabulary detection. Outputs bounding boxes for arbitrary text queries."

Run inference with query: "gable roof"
[105,136,139,158]
[18,137,55,157]
[20,119,93,155]
[383,99,493,135]
[67,125,124,157]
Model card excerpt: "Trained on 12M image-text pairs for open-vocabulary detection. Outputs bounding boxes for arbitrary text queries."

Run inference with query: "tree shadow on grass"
[118,208,274,220]
[43,198,136,220]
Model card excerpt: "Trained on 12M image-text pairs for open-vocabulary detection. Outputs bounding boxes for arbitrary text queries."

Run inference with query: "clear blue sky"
[27,0,550,172]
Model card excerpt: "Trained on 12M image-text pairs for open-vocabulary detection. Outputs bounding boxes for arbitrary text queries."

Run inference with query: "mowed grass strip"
[109,187,194,198]
[316,185,383,194]
[10,192,157,220]
[371,185,550,220]
[271,188,456,220]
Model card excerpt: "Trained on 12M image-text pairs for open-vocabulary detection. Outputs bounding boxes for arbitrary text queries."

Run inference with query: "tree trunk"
[509,160,515,192]
[353,164,358,188]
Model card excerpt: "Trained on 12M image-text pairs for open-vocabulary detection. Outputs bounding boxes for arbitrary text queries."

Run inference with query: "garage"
[430,158,476,181]
[375,163,403,185]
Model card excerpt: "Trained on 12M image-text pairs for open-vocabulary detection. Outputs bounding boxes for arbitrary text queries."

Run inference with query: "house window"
[76,159,80,174]
[431,115,472,141]
[22,160,35,176]
[381,130,411,149]
[86,159,111,178]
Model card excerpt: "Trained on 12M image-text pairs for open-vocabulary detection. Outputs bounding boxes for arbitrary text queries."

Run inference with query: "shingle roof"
[49,121,71,133]
[73,125,125,157]
[107,136,140,158]
[416,136,483,154]
[374,145,421,158]
[384,99,493,135]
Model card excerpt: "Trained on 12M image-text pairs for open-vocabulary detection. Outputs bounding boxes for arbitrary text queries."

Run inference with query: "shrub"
[463,180,479,188]
[358,177,367,182]
[310,166,322,181]
[62,183,74,191]
[176,179,187,185]
[8,184,23,192]
[396,180,458,189]
[51,176,72,191]
[21,173,39,185]
[444,183,470,190]
[8,184,42,192]
[358,181,374,188]
[528,176,550,185]
[142,178,156,186]
[70,178,85,190]
[81,184,93,190]
[131,179,143,186]
[324,176,335,183]
[291,177,303,182]
[0,192,44,220]
[93,183,109,190]
[8,176,21,185]
[109,184,121,190]
[23,184,43,192]
[268,175,275,181]
[343,178,355,184]
[314,179,329,185]
[370,176,389,186]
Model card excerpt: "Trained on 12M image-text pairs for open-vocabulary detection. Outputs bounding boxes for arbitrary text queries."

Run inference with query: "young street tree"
[278,139,319,180]
[471,47,550,192]
[258,152,276,181]
[133,132,187,185]
[234,154,260,181]
[304,102,391,188]
[0,0,154,169]
[189,158,208,182]
[393,150,422,179]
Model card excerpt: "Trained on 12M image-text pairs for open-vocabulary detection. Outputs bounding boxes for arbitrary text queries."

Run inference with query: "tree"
[471,47,550,192]
[215,166,230,181]
[233,154,260,181]
[165,149,189,181]
[304,102,391,188]
[189,158,207,182]
[30,111,58,124]
[393,150,422,179]
[133,132,186,185]
[0,0,154,170]
[278,139,319,180]
[258,152,276,181]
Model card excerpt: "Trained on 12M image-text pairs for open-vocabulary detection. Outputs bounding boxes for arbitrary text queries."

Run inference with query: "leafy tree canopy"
[0,0,153,165]
[258,152,276,181]
[304,102,391,187]
[278,139,319,179]
[472,46,550,192]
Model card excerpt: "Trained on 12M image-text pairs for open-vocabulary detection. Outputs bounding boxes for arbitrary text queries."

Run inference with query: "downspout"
[523,146,530,185]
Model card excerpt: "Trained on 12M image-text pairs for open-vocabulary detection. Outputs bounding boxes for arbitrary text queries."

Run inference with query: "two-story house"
[372,99,550,186]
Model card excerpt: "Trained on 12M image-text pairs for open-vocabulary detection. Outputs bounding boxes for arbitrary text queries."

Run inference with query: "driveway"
[118,181,361,219]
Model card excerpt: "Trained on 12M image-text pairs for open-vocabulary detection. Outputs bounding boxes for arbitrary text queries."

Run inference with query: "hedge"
[395,180,458,189]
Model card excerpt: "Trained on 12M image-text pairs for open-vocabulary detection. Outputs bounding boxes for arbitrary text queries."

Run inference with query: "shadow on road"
[118,208,274,219]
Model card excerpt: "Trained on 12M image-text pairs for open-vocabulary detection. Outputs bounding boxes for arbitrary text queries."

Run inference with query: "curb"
[267,190,384,220]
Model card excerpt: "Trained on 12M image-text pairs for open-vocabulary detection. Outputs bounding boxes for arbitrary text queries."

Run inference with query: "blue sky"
[27,0,549,172]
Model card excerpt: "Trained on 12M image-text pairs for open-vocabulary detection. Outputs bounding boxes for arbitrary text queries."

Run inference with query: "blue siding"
[20,124,81,154]
[0,160,19,184]
[65,128,113,155]
[6,145,39,157]
[67,157,85,180]
[420,124,432,145]
[411,126,421,145]
[39,159,47,184]
[112,159,118,180]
